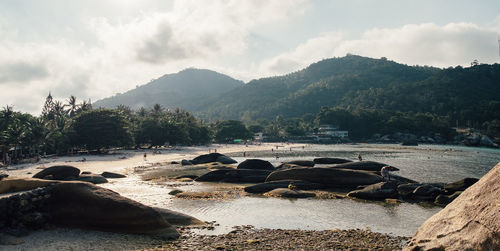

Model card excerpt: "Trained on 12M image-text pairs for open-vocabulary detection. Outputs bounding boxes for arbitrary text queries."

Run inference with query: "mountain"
[93,68,244,111]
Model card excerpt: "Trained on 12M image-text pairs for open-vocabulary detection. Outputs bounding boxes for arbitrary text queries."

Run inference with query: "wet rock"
[397,183,421,198]
[33,165,80,180]
[313,157,352,164]
[266,167,382,188]
[153,207,205,226]
[181,159,193,166]
[237,159,274,170]
[191,153,224,164]
[81,171,92,175]
[412,184,442,201]
[0,173,9,181]
[101,171,126,178]
[168,189,183,195]
[215,155,237,164]
[244,180,326,194]
[330,161,395,172]
[443,177,479,193]
[76,174,108,184]
[264,188,315,198]
[47,181,179,239]
[195,169,272,183]
[434,191,462,206]
[405,163,500,251]
[274,163,300,169]
[347,181,399,200]
[285,160,314,167]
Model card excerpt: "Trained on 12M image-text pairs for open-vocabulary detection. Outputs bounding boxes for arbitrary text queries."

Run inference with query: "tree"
[66,95,80,117]
[213,120,252,143]
[72,109,133,150]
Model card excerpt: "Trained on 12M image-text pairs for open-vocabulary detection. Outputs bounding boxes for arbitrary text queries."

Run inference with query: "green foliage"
[213,120,252,143]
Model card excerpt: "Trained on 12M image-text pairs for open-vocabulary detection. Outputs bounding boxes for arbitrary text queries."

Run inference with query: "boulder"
[388,174,417,184]
[347,181,399,200]
[215,155,237,164]
[285,160,315,167]
[405,163,500,251]
[330,161,396,172]
[0,173,9,181]
[313,158,352,164]
[101,172,126,178]
[275,163,301,169]
[81,171,92,175]
[264,188,315,198]
[191,153,223,164]
[265,167,383,188]
[0,178,59,194]
[237,159,275,170]
[181,159,193,166]
[397,183,421,198]
[434,191,462,206]
[244,180,327,194]
[76,174,108,184]
[47,181,179,239]
[32,165,80,180]
[412,184,442,201]
[444,177,479,193]
[152,207,205,226]
[195,169,272,183]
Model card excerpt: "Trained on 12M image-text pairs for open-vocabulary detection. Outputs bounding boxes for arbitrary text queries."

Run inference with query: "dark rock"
[101,171,126,178]
[47,181,179,239]
[444,178,479,193]
[215,155,237,164]
[0,178,58,194]
[330,161,396,172]
[168,189,183,195]
[195,169,272,183]
[237,159,274,170]
[412,184,442,201]
[266,167,383,188]
[152,207,205,226]
[347,181,399,200]
[434,191,462,206]
[76,174,108,184]
[81,171,92,175]
[244,180,327,194]
[285,160,315,167]
[397,183,421,198]
[170,161,179,164]
[274,163,300,169]
[191,153,224,164]
[264,188,315,198]
[181,159,193,166]
[313,158,352,164]
[389,174,417,184]
[33,165,80,180]
[0,173,9,181]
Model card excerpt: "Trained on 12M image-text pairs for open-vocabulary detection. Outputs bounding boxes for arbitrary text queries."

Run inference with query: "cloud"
[0,62,49,84]
[260,22,500,76]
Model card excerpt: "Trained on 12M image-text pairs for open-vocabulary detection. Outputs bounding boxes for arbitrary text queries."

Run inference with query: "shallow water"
[103,144,500,237]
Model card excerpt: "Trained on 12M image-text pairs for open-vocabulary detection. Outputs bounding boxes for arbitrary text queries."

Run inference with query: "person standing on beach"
[381,166,393,181]
[143,153,147,161]
[357,154,362,161]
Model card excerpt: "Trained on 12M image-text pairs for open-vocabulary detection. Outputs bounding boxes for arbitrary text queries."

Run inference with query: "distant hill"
[93,68,244,111]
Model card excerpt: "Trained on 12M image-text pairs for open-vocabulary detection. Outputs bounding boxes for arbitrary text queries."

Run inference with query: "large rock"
[181,159,193,166]
[195,169,272,183]
[264,188,315,198]
[434,191,462,206]
[152,207,205,226]
[412,184,442,201]
[215,155,237,164]
[237,159,275,170]
[244,180,326,194]
[405,162,500,250]
[347,181,399,200]
[330,161,396,172]
[313,157,352,164]
[76,174,108,184]
[191,153,223,164]
[101,172,126,178]
[265,167,383,188]
[47,181,179,239]
[33,165,80,180]
[0,178,58,194]
[285,160,315,167]
[397,183,421,198]
[443,177,479,193]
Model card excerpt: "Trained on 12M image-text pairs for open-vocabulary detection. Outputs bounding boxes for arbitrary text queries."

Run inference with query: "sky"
[1,0,499,114]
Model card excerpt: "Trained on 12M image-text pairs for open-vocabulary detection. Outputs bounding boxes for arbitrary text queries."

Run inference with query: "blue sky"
[0,0,499,114]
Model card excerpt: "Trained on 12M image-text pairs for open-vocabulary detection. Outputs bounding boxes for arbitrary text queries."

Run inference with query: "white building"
[316,124,349,138]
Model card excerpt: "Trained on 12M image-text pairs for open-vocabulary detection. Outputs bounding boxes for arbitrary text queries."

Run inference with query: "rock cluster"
[31,165,127,184]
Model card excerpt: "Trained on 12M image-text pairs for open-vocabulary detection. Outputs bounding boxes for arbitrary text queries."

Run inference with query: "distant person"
[275,154,279,160]
[358,154,362,161]
[288,182,297,190]
[143,153,147,161]
[243,152,246,157]
[82,157,86,162]
[381,165,396,181]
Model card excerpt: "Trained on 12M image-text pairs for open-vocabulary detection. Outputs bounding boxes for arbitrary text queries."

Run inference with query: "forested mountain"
[93,68,244,111]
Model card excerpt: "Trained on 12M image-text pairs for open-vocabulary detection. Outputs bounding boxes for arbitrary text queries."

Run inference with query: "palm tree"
[80,99,92,112]
[66,95,80,117]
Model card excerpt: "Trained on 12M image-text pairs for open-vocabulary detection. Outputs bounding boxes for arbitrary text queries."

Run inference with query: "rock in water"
[237,159,275,170]
[152,207,205,226]
[195,169,272,183]
[347,181,399,200]
[76,174,108,184]
[264,188,315,198]
[265,167,382,188]
[313,158,352,164]
[330,161,395,172]
[191,153,223,164]
[33,165,80,180]
[101,172,126,178]
[47,181,179,239]
[181,159,193,166]
[404,162,500,251]
[244,180,327,194]
[443,177,479,193]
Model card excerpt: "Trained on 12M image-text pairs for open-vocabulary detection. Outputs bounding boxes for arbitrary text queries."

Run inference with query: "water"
[102,144,500,237]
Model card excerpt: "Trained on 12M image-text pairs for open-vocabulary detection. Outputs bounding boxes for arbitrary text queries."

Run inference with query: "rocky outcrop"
[237,159,275,170]
[313,158,352,164]
[434,191,461,206]
[266,167,382,188]
[443,177,478,193]
[285,160,315,167]
[244,180,326,194]
[181,159,193,166]
[76,174,108,184]
[347,181,399,200]
[264,188,315,198]
[191,153,236,164]
[0,178,58,194]
[152,207,205,226]
[47,181,179,239]
[405,162,500,251]
[216,155,238,164]
[330,161,395,172]
[101,172,126,178]
[32,165,80,180]
[412,184,442,201]
[195,169,272,183]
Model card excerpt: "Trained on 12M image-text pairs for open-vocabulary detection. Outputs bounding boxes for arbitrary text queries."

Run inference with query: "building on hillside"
[254,132,264,142]
[316,124,349,138]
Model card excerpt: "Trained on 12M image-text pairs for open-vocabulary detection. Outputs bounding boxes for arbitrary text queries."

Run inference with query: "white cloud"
[260,22,500,76]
